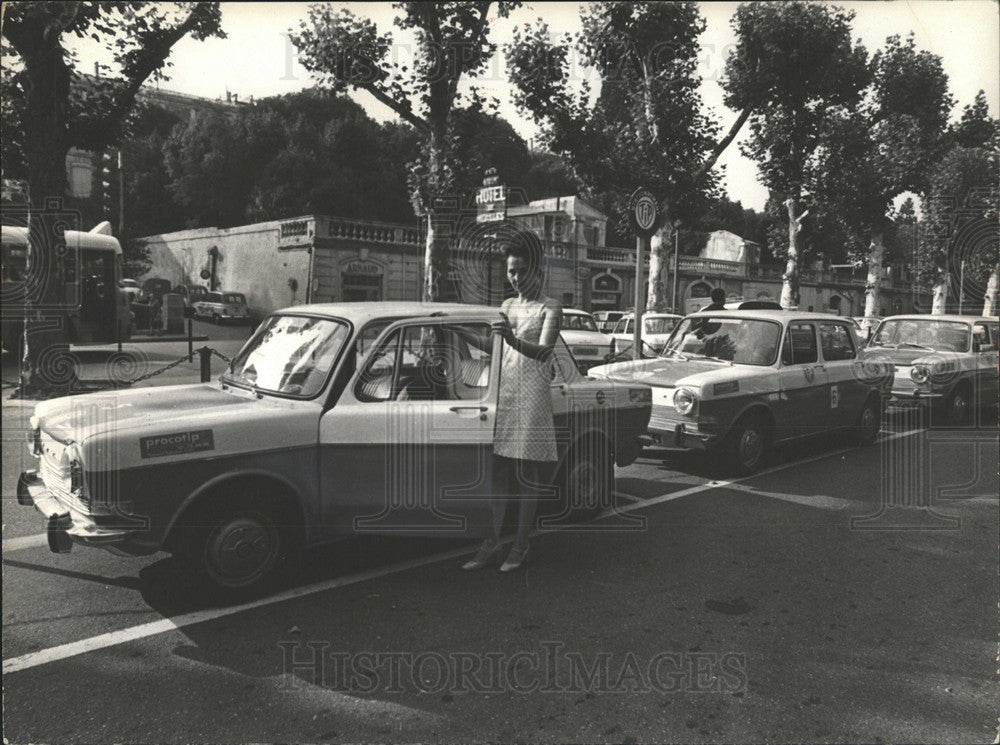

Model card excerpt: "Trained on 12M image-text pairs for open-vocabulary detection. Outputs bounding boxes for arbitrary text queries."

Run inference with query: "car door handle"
[449,405,488,412]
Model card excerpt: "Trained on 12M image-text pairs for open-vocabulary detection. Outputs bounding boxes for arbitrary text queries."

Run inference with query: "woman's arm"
[500,302,562,362]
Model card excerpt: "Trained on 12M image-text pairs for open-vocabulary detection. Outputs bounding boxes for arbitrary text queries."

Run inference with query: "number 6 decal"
[830,385,839,408]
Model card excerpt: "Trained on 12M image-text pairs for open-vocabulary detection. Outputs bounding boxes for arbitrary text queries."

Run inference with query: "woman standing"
[462,230,562,572]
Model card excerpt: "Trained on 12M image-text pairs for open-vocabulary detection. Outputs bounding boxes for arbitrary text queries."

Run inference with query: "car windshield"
[224,293,246,304]
[661,317,782,365]
[869,319,970,352]
[224,315,350,397]
[562,314,599,332]
[122,279,138,287]
[645,316,679,335]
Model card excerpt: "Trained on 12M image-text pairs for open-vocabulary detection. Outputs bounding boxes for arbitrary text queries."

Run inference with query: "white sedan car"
[560,308,615,373]
[610,312,683,354]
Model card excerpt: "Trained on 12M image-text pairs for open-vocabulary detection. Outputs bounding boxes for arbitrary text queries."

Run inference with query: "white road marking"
[611,490,644,503]
[718,483,862,511]
[2,534,49,552]
[2,427,928,675]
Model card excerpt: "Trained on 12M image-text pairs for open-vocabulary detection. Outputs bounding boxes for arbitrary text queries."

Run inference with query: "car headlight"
[910,365,930,385]
[673,387,698,416]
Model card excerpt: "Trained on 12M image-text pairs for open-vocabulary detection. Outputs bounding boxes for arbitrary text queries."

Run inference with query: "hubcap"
[205,513,277,587]
[739,428,763,467]
[952,392,969,422]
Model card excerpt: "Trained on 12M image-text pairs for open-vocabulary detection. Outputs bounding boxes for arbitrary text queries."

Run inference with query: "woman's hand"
[491,313,515,344]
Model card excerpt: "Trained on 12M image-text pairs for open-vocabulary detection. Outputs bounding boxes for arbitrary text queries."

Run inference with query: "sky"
[66,1,1000,212]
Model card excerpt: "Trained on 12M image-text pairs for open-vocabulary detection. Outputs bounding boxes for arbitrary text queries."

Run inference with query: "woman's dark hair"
[503,228,545,275]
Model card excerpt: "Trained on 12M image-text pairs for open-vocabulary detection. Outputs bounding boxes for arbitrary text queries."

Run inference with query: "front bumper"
[17,470,141,555]
[888,388,945,408]
[647,421,718,451]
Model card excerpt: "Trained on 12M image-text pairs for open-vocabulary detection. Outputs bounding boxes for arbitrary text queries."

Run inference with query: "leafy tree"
[919,146,999,314]
[809,34,952,325]
[521,150,582,203]
[2,1,224,391]
[949,90,999,150]
[507,2,749,311]
[290,2,521,302]
[722,1,869,308]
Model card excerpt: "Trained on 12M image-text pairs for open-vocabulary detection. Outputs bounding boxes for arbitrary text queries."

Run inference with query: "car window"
[224,293,246,304]
[645,317,678,335]
[612,317,630,334]
[664,317,781,365]
[225,315,350,398]
[870,319,970,352]
[562,314,599,332]
[781,323,818,365]
[819,322,856,361]
[356,322,492,402]
[205,292,222,303]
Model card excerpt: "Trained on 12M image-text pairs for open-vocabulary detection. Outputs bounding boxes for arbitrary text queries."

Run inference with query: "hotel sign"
[476,184,507,223]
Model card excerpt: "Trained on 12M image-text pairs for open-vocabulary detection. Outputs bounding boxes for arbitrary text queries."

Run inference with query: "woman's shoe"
[461,539,500,571]
[499,543,529,572]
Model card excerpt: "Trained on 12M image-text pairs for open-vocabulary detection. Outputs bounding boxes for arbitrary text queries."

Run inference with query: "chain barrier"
[2,346,234,390]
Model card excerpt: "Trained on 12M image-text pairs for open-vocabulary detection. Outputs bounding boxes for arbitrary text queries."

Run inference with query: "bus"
[1,221,132,350]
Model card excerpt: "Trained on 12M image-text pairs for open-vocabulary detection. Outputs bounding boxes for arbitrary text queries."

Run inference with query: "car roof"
[274,301,501,324]
[879,314,994,324]
[563,308,593,316]
[686,310,856,323]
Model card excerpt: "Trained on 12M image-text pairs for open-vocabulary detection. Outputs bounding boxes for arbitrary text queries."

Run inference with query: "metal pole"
[672,225,680,313]
[199,346,212,383]
[958,259,965,314]
[117,150,124,237]
[187,319,193,362]
[633,235,646,360]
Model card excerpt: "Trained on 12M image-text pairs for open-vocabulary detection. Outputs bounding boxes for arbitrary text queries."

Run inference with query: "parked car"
[610,312,683,354]
[723,299,783,310]
[865,314,998,424]
[18,302,652,597]
[589,310,890,474]
[118,278,141,302]
[560,308,615,373]
[174,284,209,307]
[593,310,625,334]
[193,291,250,324]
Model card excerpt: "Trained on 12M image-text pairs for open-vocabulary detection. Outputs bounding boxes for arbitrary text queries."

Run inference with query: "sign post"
[628,188,660,360]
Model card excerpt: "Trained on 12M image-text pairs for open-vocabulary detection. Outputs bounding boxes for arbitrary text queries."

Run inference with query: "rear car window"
[819,322,856,361]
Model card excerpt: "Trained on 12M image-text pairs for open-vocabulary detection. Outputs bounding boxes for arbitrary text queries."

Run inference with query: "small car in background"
[140,277,173,302]
[590,310,890,474]
[593,310,625,333]
[174,284,209,307]
[610,312,683,354]
[193,291,250,324]
[560,308,615,373]
[118,278,141,302]
[864,314,998,424]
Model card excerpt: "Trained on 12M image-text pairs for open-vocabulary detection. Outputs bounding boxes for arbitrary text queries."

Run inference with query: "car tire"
[557,439,614,516]
[940,383,972,426]
[176,496,289,601]
[722,414,769,476]
[853,395,882,446]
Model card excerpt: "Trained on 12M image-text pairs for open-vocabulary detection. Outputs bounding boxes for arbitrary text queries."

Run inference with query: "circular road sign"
[629,188,659,237]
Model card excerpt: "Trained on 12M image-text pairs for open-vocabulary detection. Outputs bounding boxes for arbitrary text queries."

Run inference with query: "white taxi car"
[590,310,891,474]
[18,302,652,597]
[193,291,250,324]
[560,308,614,373]
[610,312,683,355]
[865,314,998,424]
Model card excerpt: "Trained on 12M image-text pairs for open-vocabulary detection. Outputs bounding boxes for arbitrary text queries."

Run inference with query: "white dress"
[493,295,558,462]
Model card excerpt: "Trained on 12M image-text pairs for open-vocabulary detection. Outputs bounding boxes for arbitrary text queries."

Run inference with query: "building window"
[562,292,574,307]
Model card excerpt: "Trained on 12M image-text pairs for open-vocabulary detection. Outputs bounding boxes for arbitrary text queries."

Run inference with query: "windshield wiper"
[899,342,933,351]
[685,354,734,365]
[663,348,690,361]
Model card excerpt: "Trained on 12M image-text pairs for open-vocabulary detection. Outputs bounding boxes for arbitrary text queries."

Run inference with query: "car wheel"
[559,440,613,515]
[941,384,972,426]
[177,497,287,600]
[723,414,768,475]
[853,396,882,446]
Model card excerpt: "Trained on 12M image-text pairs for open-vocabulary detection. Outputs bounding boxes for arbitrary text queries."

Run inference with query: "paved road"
[2,400,997,743]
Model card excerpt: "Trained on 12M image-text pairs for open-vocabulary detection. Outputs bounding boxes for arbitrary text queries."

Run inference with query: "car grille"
[38,432,90,515]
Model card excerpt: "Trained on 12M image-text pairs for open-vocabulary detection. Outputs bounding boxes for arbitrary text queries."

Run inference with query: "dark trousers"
[489,454,551,546]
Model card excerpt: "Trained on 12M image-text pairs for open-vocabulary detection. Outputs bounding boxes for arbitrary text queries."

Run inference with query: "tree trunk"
[645,223,672,312]
[931,270,949,315]
[780,198,804,309]
[19,39,77,394]
[983,265,999,316]
[863,230,885,329]
[421,129,450,303]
